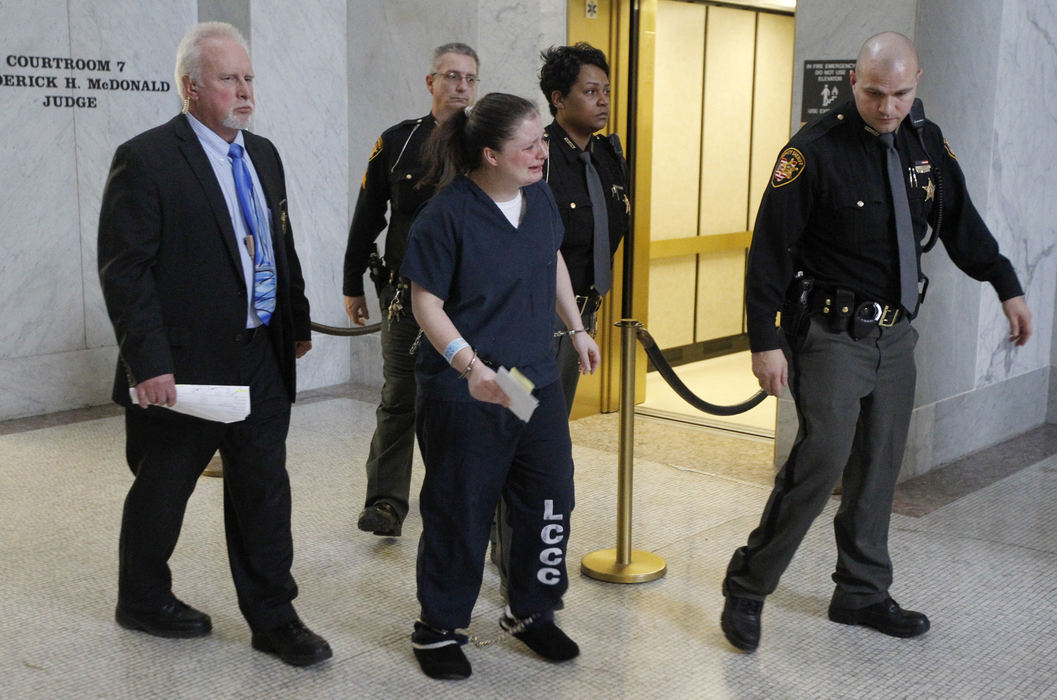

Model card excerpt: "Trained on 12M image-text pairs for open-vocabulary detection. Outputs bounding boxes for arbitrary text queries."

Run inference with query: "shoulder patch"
[771,147,806,188]
[943,138,957,160]
[368,136,383,162]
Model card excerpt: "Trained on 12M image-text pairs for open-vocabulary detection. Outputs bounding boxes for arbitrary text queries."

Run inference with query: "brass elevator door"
[647,0,794,362]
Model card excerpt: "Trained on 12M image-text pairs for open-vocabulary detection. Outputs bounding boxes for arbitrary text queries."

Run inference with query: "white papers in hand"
[129,384,251,423]
[495,367,538,422]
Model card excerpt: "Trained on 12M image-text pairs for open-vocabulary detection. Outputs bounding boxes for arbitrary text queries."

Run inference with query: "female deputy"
[401,93,600,680]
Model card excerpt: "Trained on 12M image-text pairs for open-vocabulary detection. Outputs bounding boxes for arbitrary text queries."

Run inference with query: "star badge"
[924,179,935,202]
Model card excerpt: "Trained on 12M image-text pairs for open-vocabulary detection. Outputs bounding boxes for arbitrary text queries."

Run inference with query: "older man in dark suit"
[97,21,330,667]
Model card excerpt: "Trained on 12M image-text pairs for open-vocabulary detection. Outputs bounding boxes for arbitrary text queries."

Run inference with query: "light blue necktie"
[228,143,276,325]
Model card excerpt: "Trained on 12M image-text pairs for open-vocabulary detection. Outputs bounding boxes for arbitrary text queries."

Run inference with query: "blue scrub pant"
[415,379,574,630]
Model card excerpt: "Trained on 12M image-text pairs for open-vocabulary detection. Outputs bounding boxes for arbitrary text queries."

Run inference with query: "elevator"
[566,0,794,440]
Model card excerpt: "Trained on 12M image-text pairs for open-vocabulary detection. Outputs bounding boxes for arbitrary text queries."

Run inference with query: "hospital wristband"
[443,337,470,365]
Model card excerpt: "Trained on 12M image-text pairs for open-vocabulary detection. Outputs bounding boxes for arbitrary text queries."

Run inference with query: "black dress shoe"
[721,595,763,652]
[115,599,212,639]
[828,597,930,638]
[252,619,333,667]
[357,502,402,536]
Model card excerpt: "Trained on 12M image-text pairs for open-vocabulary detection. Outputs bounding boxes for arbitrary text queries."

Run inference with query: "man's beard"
[223,105,252,131]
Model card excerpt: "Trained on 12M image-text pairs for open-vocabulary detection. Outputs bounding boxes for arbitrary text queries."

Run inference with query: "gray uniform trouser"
[724,314,918,609]
[362,283,419,522]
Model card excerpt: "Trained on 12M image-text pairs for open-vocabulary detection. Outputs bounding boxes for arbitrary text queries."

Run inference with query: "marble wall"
[778,0,1057,474]
[0,1,196,419]
[250,0,351,392]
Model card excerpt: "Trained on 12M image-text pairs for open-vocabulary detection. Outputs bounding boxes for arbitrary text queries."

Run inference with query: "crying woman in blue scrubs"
[400,93,600,681]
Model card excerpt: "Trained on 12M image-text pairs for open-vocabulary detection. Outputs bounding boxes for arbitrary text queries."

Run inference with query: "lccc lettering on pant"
[538,499,566,585]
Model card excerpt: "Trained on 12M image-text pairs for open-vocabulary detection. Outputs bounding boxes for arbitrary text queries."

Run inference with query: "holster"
[367,246,388,296]
[780,274,814,345]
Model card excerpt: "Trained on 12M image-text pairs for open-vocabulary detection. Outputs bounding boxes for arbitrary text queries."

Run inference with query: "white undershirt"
[494,191,524,227]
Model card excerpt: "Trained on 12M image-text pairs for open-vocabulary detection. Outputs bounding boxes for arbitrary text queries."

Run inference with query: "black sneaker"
[828,597,930,638]
[721,595,763,652]
[357,502,401,536]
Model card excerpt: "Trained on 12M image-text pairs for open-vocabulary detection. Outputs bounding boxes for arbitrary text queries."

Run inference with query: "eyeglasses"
[432,71,478,86]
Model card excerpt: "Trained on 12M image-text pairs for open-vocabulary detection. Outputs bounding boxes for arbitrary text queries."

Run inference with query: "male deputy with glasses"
[98,22,329,666]
[721,31,1032,653]
[343,42,479,538]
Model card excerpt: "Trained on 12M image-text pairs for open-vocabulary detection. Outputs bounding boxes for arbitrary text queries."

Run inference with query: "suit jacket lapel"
[172,114,246,280]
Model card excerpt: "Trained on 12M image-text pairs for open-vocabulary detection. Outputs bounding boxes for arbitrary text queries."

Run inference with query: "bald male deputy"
[720,31,1032,653]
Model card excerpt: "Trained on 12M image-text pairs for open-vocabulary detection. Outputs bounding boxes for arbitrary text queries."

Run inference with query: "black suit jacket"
[98,114,311,407]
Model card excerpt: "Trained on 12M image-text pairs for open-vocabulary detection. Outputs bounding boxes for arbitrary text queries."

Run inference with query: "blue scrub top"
[402,175,565,401]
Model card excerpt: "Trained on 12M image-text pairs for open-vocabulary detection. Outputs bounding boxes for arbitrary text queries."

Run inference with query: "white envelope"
[495,367,538,422]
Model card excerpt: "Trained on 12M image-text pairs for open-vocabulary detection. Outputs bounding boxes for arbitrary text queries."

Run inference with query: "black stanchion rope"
[309,321,382,337]
[635,326,767,417]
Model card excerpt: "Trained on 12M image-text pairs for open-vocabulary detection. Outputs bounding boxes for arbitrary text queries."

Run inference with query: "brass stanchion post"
[580,319,666,583]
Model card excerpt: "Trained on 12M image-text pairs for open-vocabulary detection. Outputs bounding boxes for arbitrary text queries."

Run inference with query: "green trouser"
[362,283,419,523]
[724,315,918,609]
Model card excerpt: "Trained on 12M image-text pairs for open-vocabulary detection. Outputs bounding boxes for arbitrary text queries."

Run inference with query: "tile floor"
[1,386,1055,698]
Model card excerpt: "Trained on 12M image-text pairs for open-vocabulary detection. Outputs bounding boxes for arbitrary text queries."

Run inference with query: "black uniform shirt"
[746,100,1023,352]
[543,121,630,296]
[342,114,436,297]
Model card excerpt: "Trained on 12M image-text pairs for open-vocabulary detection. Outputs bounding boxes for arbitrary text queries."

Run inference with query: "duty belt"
[807,287,903,339]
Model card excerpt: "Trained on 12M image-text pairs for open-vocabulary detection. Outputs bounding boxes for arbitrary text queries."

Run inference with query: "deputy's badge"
[943,138,957,160]
[368,136,383,161]
[923,178,935,202]
[771,147,806,188]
